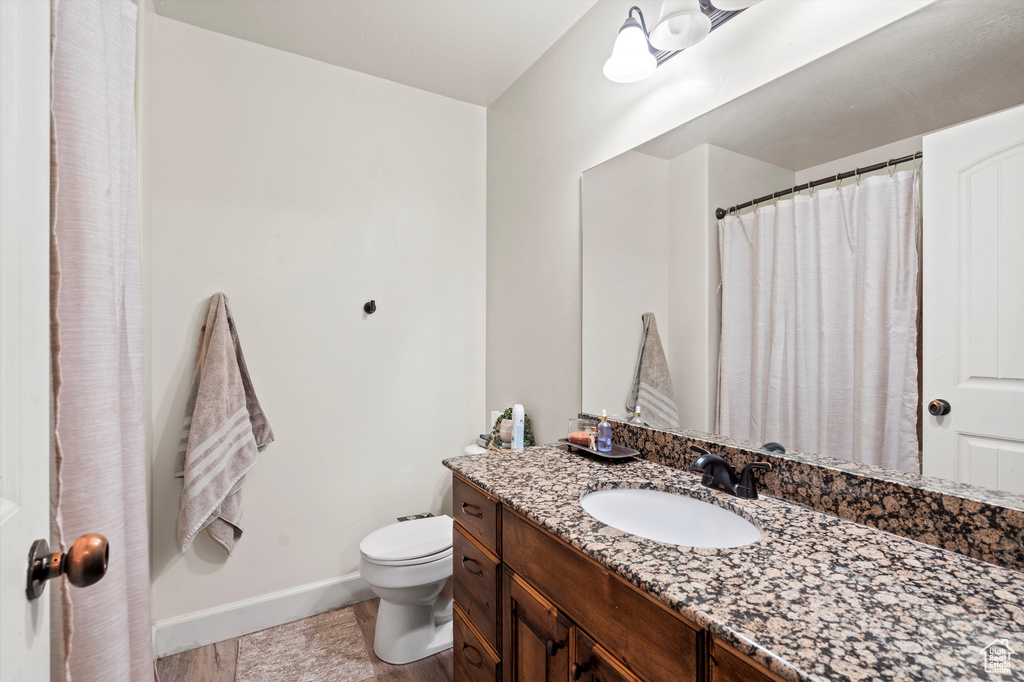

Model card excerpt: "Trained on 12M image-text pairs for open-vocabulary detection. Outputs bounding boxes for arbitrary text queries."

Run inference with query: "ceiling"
[635,0,1024,171]
[152,0,598,107]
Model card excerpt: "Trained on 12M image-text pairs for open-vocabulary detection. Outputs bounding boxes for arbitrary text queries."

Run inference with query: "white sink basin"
[580,488,761,549]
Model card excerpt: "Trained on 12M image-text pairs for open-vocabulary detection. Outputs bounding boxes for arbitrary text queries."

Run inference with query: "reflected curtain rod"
[714,151,923,220]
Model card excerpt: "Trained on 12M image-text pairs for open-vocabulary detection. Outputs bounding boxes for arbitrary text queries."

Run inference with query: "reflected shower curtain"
[717,170,920,472]
[51,1,153,680]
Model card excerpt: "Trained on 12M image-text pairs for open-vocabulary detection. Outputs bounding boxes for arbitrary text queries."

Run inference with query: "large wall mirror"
[582,0,1024,498]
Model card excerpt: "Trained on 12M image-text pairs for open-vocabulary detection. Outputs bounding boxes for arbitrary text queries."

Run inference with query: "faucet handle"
[688,445,722,473]
[737,461,772,499]
[688,444,712,466]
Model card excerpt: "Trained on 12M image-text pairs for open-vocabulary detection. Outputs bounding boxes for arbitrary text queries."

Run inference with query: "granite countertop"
[444,445,1024,682]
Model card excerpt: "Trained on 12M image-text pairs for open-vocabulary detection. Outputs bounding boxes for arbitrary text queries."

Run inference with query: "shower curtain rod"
[714,151,922,220]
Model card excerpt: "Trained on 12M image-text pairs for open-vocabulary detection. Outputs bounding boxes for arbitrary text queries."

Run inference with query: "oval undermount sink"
[580,488,761,549]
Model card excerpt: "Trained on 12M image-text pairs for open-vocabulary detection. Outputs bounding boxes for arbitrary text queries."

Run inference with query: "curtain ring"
[888,162,897,177]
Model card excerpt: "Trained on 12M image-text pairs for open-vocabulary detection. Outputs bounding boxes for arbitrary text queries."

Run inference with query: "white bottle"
[511,404,525,452]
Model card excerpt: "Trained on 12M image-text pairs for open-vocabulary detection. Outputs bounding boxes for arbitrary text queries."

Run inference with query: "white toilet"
[359,514,454,664]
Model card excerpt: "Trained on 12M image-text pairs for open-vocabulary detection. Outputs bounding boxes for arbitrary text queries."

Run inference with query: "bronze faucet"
[688,446,771,499]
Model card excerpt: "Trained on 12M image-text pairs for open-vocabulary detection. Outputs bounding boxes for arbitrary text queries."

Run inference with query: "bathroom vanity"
[446,445,1024,682]
[450,475,744,682]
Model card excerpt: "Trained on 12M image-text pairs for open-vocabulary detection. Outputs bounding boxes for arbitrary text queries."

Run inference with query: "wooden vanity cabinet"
[572,629,644,682]
[452,474,777,682]
[453,476,503,681]
[503,571,572,682]
[455,605,501,682]
[709,637,786,682]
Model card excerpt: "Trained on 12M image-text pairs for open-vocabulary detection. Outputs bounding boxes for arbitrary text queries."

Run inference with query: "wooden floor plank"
[156,639,238,682]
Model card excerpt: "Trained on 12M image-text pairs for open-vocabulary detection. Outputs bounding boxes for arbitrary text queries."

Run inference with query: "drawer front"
[503,509,701,682]
[454,476,500,554]
[454,524,501,651]
[455,606,500,682]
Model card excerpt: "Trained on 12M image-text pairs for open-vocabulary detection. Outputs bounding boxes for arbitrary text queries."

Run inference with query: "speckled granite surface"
[444,446,1024,682]
[602,420,1024,571]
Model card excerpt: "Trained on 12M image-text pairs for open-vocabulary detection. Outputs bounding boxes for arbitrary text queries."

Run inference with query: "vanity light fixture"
[708,0,762,10]
[604,1,747,83]
[649,0,710,52]
[603,7,657,83]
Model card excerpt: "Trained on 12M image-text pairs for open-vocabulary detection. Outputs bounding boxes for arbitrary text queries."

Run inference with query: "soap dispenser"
[597,410,613,453]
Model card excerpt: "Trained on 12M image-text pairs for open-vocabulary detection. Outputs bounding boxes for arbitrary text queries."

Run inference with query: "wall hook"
[363,300,376,315]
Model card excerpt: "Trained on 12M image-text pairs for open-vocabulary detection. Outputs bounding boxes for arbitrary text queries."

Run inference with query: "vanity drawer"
[454,476,500,554]
[455,605,500,682]
[454,524,501,652]
[503,509,701,682]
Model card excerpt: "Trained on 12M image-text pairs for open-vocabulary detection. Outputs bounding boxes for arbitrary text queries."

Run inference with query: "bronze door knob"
[26,533,109,600]
[928,399,951,416]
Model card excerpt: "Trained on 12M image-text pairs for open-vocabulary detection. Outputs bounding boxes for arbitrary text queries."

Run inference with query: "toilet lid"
[360,515,453,562]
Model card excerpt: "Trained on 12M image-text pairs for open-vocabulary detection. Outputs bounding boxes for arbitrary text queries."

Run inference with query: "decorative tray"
[558,438,638,461]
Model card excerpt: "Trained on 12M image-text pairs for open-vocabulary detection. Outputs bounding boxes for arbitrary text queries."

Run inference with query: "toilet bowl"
[359,515,454,664]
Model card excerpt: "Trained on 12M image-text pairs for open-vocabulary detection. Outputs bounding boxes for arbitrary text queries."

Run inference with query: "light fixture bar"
[654,2,743,66]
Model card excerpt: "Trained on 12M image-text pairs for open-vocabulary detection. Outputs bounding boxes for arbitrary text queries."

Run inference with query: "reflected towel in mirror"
[626,313,680,429]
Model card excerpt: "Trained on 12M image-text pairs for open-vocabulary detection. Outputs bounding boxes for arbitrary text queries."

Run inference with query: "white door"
[922,104,1024,492]
[0,2,52,680]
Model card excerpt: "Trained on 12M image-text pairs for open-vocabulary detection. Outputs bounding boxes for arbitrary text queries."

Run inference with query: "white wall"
[795,135,923,184]
[486,0,933,443]
[666,147,709,428]
[581,151,670,417]
[144,16,485,650]
[581,144,791,430]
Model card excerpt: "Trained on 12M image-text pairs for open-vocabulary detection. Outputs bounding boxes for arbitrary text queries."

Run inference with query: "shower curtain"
[51,1,153,680]
[717,169,920,472]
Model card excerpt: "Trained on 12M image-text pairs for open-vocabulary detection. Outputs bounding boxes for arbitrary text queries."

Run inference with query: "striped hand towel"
[175,293,274,554]
[626,313,680,429]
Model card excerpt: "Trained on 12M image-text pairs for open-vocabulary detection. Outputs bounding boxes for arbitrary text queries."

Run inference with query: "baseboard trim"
[153,572,373,658]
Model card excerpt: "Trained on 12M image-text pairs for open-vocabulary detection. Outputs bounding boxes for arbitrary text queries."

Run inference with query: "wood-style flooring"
[156,598,453,682]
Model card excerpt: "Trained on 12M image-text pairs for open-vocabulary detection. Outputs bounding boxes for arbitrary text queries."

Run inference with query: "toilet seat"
[360,515,452,563]
[362,547,453,567]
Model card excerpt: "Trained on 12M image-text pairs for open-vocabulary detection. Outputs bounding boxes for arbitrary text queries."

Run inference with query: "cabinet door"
[571,630,643,682]
[504,570,571,682]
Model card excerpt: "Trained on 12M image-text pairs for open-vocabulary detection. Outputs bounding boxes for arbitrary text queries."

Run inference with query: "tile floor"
[156,598,452,682]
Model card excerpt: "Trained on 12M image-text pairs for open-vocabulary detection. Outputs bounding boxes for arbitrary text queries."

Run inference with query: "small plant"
[487,406,535,449]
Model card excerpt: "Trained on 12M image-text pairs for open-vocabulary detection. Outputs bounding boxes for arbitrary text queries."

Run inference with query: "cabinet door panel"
[573,630,644,682]
[504,569,571,682]
[503,509,701,682]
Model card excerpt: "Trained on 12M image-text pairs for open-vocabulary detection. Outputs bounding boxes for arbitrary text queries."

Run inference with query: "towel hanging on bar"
[175,293,274,555]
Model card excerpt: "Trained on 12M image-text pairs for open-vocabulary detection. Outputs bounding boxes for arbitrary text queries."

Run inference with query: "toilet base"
[373,596,454,664]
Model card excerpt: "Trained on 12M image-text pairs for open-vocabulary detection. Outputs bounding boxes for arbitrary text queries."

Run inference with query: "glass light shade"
[603,17,657,83]
[649,0,711,52]
[709,0,762,10]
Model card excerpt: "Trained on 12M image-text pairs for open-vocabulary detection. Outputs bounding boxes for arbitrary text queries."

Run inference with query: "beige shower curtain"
[717,169,920,472]
[51,0,152,680]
